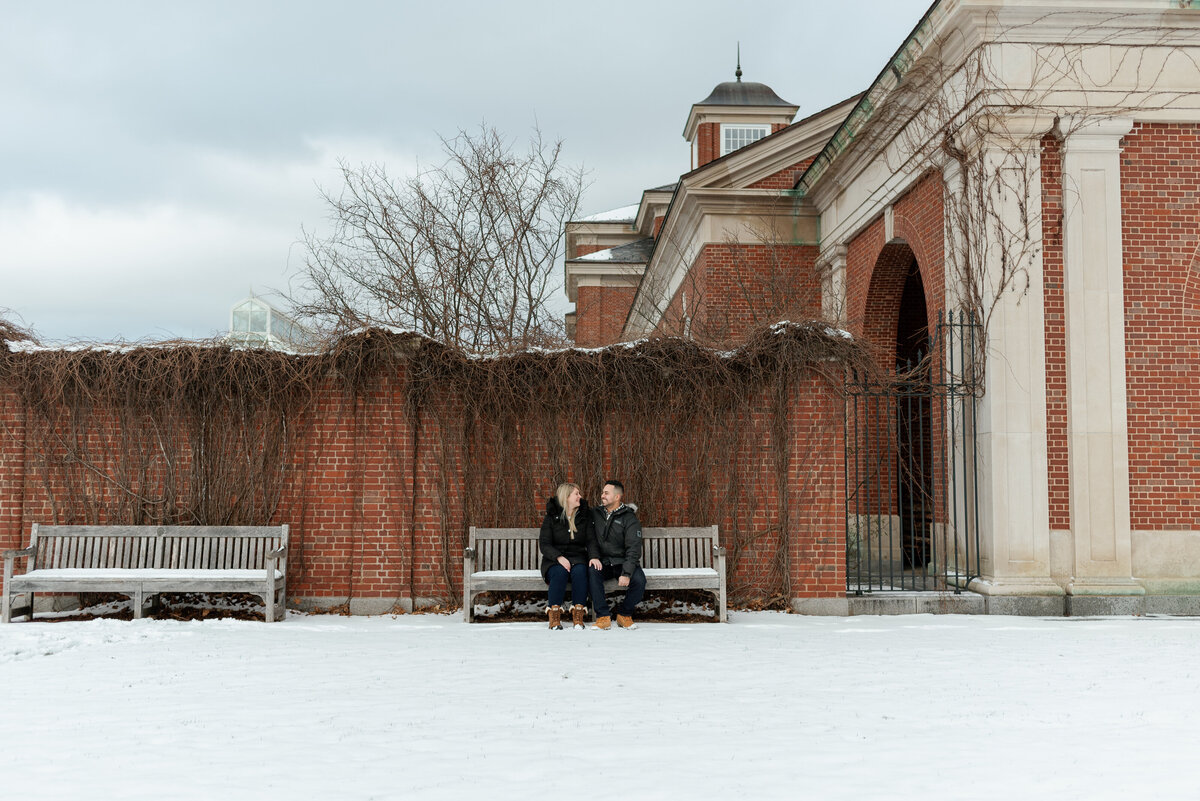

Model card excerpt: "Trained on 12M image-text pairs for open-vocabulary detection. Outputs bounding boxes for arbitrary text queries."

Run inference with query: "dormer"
[684,61,798,169]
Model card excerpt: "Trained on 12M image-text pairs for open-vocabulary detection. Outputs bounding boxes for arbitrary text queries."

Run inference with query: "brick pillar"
[0,386,25,551]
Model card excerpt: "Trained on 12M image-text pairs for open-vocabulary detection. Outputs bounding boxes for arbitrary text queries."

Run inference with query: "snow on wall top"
[577,204,639,223]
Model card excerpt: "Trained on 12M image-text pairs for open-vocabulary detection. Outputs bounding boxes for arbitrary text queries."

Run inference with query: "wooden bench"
[463,525,727,623]
[2,524,289,623]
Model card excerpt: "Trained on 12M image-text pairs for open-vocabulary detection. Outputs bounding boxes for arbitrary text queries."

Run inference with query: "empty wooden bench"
[2,524,289,623]
[463,525,727,623]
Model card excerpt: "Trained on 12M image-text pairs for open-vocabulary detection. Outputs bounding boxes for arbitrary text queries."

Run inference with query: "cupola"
[684,52,799,169]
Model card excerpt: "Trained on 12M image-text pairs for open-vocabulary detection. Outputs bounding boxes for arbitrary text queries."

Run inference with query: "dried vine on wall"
[1,321,869,606]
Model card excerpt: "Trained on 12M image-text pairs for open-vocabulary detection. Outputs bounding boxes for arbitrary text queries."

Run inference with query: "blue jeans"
[546,562,589,607]
[588,563,646,617]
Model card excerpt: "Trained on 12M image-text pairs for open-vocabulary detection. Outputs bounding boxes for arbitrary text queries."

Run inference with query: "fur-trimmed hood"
[545,495,591,518]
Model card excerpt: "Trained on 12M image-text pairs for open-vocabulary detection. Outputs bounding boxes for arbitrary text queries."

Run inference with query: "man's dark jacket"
[588,503,643,576]
[539,497,593,582]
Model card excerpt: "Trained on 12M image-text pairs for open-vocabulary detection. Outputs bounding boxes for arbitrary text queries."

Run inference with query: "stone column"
[1060,117,1142,596]
[819,244,848,324]
[950,119,1064,601]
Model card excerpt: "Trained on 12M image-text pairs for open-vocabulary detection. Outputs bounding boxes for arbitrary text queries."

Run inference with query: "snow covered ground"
[2,611,1199,800]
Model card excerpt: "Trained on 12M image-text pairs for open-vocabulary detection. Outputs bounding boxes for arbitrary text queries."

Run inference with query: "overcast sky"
[1,0,932,343]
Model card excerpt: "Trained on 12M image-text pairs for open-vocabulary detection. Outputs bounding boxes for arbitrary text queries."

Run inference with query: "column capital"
[816,242,847,271]
[1060,116,1135,155]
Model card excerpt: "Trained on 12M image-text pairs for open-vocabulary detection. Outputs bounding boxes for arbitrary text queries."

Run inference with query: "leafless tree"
[292,125,585,353]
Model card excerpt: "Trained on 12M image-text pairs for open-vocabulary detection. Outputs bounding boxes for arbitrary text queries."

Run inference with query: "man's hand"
[589,559,602,570]
[618,574,630,588]
[558,556,571,571]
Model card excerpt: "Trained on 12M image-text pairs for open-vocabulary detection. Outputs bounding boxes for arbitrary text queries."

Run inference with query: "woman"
[539,482,593,630]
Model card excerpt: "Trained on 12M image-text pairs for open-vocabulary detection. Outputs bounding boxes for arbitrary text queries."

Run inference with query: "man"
[587,479,646,630]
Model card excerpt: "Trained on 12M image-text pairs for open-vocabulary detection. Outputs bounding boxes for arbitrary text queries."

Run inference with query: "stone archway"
[857,239,936,574]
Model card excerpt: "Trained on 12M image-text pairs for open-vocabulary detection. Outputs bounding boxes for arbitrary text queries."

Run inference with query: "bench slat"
[4,525,289,624]
[462,524,726,622]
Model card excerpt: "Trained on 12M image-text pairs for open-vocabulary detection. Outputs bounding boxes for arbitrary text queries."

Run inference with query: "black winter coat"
[539,497,594,582]
[589,503,643,576]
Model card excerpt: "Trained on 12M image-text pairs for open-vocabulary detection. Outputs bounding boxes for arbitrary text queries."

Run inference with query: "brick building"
[4,0,1200,617]
[564,0,1200,613]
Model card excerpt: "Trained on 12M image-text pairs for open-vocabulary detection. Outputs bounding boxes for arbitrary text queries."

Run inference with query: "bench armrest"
[3,546,35,560]
[463,547,476,561]
[265,545,287,561]
[712,544,726,560]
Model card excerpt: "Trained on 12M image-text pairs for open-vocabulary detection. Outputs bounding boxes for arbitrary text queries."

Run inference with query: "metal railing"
[844,310,982,593]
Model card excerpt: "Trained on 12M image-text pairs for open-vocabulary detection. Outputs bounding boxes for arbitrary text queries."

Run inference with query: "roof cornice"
[687,95,861,190]
[684,103,800,141]
[623,183,817,337]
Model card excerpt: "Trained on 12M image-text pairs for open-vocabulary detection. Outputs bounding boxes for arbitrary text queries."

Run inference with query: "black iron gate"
[844,310,982,593]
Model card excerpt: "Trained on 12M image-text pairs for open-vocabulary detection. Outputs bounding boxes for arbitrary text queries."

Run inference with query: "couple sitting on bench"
[539,479,644,631]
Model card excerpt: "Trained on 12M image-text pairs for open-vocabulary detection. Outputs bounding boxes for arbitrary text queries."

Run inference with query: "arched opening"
[848,241,940,589]
[894,258,933,569]
[848,227,982,593]
[895,258,929,371]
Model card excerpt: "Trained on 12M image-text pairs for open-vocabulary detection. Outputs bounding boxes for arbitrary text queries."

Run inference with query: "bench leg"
[265,588,276,623]
[132,589,144,620]
[1,587,10,624]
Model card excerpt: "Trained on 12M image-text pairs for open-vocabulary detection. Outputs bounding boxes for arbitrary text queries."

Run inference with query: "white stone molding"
[1059,115,1143,596]
[818,244,848,324]
[966,126,1062,596]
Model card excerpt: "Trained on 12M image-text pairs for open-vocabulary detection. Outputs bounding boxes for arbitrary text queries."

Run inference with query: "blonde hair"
[555,482,580,534]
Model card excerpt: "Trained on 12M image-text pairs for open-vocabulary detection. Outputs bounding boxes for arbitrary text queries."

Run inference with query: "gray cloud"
[1,0,932,342]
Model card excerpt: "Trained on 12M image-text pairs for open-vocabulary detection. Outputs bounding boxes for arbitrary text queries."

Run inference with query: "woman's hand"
[558,556,571,572]
[589,559,602,570]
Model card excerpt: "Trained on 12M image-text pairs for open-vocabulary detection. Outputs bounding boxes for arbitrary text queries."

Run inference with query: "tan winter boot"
[617,614,638,630]
[571,605,586,629]
[591,615,611,630]
[548,605,563,630]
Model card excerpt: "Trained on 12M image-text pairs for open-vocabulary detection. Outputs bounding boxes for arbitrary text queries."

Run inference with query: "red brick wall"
[697,122,720,167]
[1041,135,1070,530]
[749,156,816,190]
[657,243,820,344]
[0,347,848,607]
[789,373,846,596]
[574,284,638,347]
[573,244,608,258]
[845,171,946,358]
[0,388,23,557]
[1121,122,1200,529]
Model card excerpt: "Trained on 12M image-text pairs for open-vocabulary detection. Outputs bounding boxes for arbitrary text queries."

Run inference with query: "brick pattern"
[574,285,638,347]
[696,122,721,168]
[656,243,820,344]
[1121,122,1200,529]
[0,388,23,556]
[1041,135,1070,529]
[789,377,847,596]
[748,156,815,190]
[845,171,946,362]
[0,360,848,605]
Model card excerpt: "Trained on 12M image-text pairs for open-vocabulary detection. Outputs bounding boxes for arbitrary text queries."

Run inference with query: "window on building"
[721,124,770,156]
